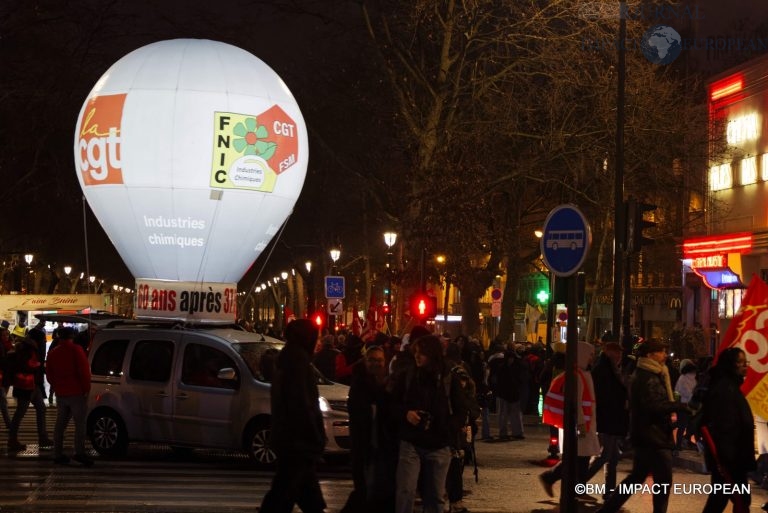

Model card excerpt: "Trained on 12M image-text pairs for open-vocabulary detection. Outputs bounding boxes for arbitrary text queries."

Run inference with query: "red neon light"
[710,74,744,102]
[683,232,753,258]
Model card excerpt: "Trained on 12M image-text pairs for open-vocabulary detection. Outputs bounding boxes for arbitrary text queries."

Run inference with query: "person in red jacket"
[45,327,93,467]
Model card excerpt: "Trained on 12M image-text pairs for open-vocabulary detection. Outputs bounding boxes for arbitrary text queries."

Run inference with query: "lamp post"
[304,261,312,317]
[329,248,341,332]
[281,271,289,326]
[383,232,398,333]
[24,254,33,293]
[89,275,96,294]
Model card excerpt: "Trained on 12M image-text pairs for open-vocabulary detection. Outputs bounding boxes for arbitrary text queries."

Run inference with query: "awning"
[693,267,745,289]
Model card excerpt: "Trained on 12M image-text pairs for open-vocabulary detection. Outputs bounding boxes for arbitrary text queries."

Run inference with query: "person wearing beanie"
[598,339,689,513]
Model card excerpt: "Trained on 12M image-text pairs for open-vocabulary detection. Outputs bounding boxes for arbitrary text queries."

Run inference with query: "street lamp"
[383,232,398,332]
[329,248,341,273]
[328,248,341,332]
[24,254,33,293]
[89,275,96,294]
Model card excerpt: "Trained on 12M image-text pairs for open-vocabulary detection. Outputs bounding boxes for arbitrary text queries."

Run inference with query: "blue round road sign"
[540,204,592,277]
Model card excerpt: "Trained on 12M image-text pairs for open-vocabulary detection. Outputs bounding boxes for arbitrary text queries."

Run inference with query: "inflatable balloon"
[74,39,308,321]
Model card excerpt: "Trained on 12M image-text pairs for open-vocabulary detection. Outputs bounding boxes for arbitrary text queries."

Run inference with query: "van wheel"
[89,410,128,457]
[246,421,276,466]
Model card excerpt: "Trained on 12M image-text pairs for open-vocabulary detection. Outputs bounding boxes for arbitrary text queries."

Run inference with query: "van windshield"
[232,341,335,385]
[232,341,283,382]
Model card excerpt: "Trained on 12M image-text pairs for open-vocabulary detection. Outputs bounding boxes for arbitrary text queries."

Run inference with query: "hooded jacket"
[269,320,326,457]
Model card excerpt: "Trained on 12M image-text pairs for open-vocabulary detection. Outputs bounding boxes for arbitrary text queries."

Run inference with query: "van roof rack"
[103,319,241,330]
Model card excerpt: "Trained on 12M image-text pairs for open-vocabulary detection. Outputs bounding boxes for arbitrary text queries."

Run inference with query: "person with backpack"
[445,365,480,513]
[390,335,468,513]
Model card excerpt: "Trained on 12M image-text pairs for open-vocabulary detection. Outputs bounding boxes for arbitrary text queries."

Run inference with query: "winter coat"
[313,346,340,381]
[46,339,91,397]
[702,369,756,473]
[10,342,39,399]
[347,360,395,464]
[390,365,468,450]
[629,364,679,450]
[591,353,629,436]
[269,337,326,457]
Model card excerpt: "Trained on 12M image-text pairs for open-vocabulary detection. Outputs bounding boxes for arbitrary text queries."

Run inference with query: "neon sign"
[726,112,759,145]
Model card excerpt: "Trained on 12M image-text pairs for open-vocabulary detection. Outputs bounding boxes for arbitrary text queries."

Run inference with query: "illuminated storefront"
[682,55,768,353]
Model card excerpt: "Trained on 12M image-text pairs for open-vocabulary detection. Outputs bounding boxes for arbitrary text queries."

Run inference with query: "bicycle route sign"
[325,276,345,299]
[540,204,592,277]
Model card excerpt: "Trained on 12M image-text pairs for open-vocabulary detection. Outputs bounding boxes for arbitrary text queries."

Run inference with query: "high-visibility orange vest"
[542,368,593,430]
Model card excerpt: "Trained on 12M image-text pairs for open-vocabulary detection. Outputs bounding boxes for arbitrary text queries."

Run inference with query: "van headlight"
[318,396,330,413]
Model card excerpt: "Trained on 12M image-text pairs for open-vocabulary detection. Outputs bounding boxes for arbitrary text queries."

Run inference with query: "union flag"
[715,274,768,419]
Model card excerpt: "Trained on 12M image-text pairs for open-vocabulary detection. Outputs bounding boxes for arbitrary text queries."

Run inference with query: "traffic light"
[313,311,325,329]
[627,198,657,253]
[382,303,391,315]
[409,292,437,320]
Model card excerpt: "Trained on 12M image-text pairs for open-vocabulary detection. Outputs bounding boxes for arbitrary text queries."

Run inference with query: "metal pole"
[612,1,627,341]
[560,275,579,513]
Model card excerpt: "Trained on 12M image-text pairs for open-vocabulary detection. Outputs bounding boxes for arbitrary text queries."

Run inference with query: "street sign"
[491,288,502,317]
[327,299,343,315]
[324,276,345,299]
[541,204,592,277]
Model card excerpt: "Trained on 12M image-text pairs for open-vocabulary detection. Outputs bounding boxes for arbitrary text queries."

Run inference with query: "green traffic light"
[537,289,550,303]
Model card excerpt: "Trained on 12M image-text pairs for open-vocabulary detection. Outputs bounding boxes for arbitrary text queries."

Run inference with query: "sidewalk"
[461,414,768,513]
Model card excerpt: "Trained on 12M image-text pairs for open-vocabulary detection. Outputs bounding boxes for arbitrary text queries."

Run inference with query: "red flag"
[361,294,378,342]
[352,306,362,336]
[715,274,768,419]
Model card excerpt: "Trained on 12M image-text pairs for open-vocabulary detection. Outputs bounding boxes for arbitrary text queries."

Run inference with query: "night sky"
[1,0,764,291]
[0,0,378,290]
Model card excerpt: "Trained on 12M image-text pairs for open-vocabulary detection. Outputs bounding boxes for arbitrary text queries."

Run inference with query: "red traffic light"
[409,293,437,320]
[313,312,324,328]
[382,303,391,315]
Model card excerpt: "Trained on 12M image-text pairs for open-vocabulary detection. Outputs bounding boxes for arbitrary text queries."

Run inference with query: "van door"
[173,336,241,447]
[126,336,179,442]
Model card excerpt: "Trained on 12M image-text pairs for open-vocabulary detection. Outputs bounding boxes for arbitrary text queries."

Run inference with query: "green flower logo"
[233,117,277,160]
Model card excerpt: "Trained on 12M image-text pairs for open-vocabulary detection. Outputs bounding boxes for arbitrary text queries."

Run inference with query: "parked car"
[82,320,349,465]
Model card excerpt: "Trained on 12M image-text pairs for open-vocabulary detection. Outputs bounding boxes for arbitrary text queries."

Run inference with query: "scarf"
[636,357,675,401]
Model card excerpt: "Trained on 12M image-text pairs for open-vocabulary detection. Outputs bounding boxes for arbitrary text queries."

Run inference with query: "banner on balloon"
[714,274,768,419]
[134,279,238,324]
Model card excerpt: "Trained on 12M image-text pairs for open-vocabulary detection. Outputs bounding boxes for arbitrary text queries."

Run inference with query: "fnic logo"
[77,94,125,186]
[211,105,299,192]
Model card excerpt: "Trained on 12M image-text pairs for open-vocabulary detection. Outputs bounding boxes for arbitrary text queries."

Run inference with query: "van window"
[232,342,283,382]
[129,340,174,382]
[91,339,129,377]
[181,343,239,390]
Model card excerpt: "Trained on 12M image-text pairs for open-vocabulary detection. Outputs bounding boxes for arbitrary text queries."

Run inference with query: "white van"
[84,321,350,465]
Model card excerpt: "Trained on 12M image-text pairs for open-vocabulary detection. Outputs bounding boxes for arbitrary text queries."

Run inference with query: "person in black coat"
[599,339,687,513]
[701,346,755,513]
[585,342,628,495]
[260,319,327,513]
[341,345,395,513]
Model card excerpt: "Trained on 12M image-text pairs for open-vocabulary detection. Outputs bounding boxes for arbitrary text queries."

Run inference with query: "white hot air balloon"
[74,39,308,322]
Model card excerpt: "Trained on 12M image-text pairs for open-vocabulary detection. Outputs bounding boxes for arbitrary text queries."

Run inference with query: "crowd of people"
[265,319,764,513]
[0,319,94,466]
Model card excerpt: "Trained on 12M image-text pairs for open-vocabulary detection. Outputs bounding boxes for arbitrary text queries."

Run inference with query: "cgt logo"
[77,94,125,185]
